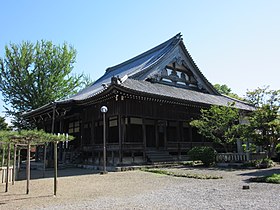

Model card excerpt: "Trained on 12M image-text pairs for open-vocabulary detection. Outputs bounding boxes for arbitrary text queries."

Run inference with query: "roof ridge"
[221,94,254,107]
[105,33,182,73]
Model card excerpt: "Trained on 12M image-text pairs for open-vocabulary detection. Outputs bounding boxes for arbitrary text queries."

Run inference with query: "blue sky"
[0,0,279,122]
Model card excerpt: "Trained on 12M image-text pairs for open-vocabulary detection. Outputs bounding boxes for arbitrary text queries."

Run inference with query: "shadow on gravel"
[0,195,52,203]
[239,168,280,177]
[16,167,100,181]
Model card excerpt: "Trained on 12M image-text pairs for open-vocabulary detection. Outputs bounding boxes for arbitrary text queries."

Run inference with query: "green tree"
[0,40,85,128]
[0,116,9,130]
[214,84,243,100]
[190,103,240,152]
[244,87,280,158]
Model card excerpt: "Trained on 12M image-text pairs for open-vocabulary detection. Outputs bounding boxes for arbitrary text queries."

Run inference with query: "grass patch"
[249,174,280,184]
[141,168,222,179]
[181,160,203,167]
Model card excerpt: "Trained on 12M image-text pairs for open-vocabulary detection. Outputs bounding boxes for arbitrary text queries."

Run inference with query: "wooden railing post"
[12,144,17,185]
[5,143,11,192]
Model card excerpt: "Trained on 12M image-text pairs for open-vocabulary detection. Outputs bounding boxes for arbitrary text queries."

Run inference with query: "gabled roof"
[69,33,183,101]
[68,33,222,102]
[23,33,254,118]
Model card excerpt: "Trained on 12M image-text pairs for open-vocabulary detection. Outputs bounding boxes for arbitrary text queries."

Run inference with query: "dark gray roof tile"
[120,79,254,111]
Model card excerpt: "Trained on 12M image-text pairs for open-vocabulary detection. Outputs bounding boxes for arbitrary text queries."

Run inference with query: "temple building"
[23,33,254,165]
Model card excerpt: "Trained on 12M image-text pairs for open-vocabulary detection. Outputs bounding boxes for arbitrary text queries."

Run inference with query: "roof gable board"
[69,34,182,101]
[69,33,219,101]
[133,42,219,95]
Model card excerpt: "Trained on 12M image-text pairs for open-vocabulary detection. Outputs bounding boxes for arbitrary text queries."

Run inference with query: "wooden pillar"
[177,121,181,160]
[26,141,30,194]
[155,120,159,149]
[118,116,123,163]
[189,126,193,148]
[51,104,57,196]
[5,143,11,192]
[164,122,167,150]
[142,119,146,161]
[12,144,17,185]
[54,141,58,196]
[43,143,47,178]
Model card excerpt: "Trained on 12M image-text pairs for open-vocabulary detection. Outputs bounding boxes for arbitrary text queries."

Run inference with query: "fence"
[0,166,13,183]
[216,153,249,163]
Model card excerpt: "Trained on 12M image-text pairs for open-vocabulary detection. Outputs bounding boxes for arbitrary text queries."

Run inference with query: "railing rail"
[216,153,248,163]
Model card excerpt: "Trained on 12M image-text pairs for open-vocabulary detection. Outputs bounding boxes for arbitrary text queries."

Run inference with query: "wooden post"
[155,121,159,149]
[142,120,147,161]
[51,103,56,193]
[164,122,167,150]
[54,141,58,196]
[26,141,30,194]
[1,146,5,167]
[1,145,4,184]
[43,143,47,178]
[118,115,123,164]
[12,144,17,185]
[5,143,11,192]
[17,149,21,178]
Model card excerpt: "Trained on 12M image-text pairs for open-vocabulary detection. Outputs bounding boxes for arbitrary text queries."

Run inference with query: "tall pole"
[100,106,108,174]
[103,112,106,173]
[5,143,11,192]
[26,141,30,194]
[12,144,17,185]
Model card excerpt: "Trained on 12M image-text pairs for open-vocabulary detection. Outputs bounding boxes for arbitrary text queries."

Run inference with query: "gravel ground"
[0,166,279,210]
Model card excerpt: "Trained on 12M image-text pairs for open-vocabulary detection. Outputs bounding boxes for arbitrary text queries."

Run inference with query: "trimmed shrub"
[276,143,280,161]
[250,174,280,184]
[276,143,280,153]
[187,146,217,166]
[255,158,274,168]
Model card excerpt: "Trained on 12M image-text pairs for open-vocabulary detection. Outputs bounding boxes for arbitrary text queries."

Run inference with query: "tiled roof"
[23,33,254,117]
[119,79,254,111]
[67,34,182,101]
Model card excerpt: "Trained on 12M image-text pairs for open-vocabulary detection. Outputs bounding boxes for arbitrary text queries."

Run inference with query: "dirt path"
[1,166,279,209]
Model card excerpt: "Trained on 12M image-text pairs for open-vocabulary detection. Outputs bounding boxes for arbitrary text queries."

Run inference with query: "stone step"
[146,150,175,163]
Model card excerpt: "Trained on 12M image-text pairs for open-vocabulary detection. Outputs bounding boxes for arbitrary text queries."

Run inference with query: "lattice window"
[68,121,80,134]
